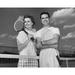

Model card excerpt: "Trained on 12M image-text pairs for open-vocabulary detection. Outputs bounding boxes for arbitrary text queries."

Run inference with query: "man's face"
[41,14,50,26]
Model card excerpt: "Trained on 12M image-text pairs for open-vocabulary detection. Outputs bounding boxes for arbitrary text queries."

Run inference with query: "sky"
[0,8,58,47]
[0,8,75,50]
[51,8,75,50]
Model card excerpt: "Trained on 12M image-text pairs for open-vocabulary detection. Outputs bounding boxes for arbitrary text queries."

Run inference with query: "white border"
[0,0,75,75]
[0,0,75,7]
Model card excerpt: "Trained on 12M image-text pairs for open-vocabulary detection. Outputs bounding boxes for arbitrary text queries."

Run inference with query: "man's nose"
[26,22,28,24]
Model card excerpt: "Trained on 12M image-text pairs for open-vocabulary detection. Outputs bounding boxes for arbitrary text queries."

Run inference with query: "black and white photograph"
[0,8,75,67]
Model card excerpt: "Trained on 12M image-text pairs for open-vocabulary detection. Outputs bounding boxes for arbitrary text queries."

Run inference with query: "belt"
[41,44,58,49]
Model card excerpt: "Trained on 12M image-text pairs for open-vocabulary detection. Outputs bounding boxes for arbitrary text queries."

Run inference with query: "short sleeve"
[52,27,60,35]
[16,31,28,44]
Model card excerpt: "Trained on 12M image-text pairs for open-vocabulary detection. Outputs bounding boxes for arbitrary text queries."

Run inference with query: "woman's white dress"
[17,30,37,67]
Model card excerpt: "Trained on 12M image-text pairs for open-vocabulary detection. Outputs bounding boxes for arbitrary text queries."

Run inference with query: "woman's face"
[24,18,33,29]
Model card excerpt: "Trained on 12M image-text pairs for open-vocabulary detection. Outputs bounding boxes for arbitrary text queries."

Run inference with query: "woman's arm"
[34,37,42,49]
[17,39,30,52]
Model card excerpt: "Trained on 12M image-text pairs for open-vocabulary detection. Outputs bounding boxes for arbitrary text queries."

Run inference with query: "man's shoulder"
[49,26,60,32]
[49,26,59,30]
[48,26,60,35]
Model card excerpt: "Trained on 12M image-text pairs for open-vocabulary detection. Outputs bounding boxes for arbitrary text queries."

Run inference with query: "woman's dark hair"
[20,15,35,35]
[40,12,50,19]
[23,15,35,26]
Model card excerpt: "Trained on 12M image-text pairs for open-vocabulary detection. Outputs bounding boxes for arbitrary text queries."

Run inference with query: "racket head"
[14,16,24,32]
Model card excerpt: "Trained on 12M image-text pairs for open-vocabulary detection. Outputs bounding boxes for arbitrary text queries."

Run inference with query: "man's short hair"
[40,12,50,19]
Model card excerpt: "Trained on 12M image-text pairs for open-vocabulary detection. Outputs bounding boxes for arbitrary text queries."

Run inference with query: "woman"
[15,15,38,67]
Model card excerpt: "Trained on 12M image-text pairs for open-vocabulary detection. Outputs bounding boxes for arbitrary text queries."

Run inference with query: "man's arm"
[35,34,60,49]
[42,34,59,45]
[41,34,60,49]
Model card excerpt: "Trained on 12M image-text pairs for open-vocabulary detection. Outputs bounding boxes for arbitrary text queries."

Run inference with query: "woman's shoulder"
[19,30,25,34]
[17,30,28,42]
[19,30,24,33]
[17,31,27,39]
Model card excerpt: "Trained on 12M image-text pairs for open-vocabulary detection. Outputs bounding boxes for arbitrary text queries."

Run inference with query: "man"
[35,12,60,67]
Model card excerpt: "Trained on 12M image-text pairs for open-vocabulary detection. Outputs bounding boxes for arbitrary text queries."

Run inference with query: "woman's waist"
[20,49,36,56]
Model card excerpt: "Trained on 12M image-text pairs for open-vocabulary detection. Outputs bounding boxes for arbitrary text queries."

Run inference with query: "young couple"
[14,12,60,67]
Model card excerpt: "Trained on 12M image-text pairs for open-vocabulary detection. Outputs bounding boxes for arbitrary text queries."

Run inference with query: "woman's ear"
[31,22,33,26]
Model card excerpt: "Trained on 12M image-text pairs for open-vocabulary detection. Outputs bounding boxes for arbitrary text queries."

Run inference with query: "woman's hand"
[35,37,42,49]
[36,42,42,49]
[28,34,33,39]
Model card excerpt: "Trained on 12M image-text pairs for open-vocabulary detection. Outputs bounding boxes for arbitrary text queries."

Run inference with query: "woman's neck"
[43,24,50,27]
[25,27,32,31]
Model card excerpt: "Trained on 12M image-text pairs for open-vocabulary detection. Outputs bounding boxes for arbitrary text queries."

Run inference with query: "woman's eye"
[28,21,30,22]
